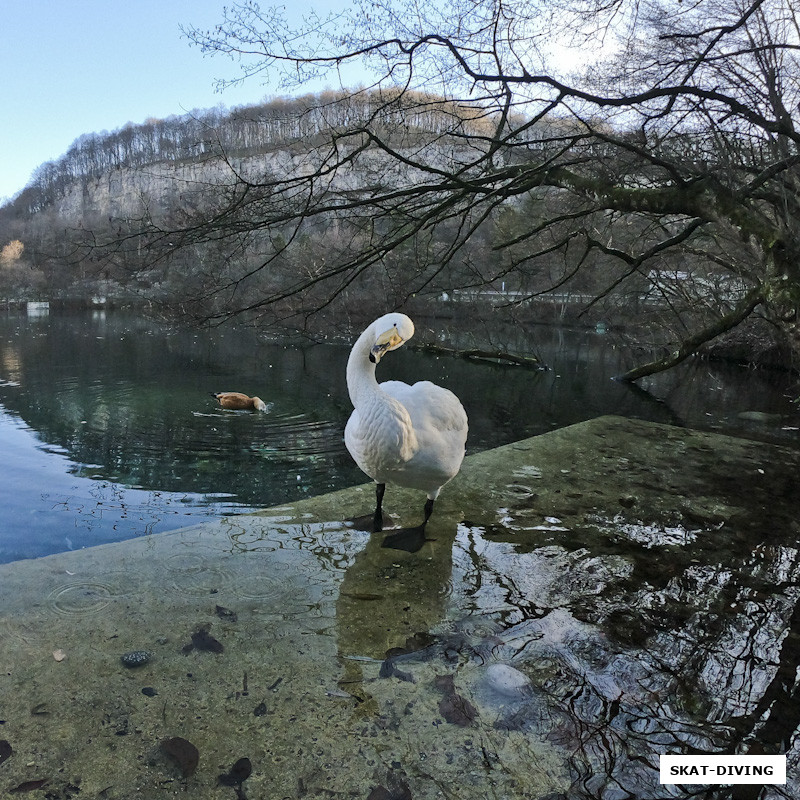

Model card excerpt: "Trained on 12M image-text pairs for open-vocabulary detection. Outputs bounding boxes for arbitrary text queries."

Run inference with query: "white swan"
[345,313,468,533]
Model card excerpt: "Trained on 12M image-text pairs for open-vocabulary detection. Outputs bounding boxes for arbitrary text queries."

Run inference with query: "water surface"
[0,311,797,562]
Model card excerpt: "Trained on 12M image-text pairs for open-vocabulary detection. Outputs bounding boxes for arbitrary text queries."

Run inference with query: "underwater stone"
[485,663,531,697]
[120,650,152,668]
[161,736,199,778]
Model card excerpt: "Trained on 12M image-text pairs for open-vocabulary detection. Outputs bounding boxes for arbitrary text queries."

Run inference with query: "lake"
[0,310,798,563]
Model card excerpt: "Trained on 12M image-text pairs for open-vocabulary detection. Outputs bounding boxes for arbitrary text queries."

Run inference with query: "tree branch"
[615,285,765,382]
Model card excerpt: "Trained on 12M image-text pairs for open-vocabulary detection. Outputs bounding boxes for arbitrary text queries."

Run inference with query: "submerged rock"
[485,663,531,697]
[218,756,252,788]
[183,625,224,654]
[120,650,152,668]
[433,674,479,726]
[0,739,11,766]
[161,736,199,778]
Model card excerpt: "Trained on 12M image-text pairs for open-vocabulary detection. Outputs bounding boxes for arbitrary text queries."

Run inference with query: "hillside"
[0,91,584,326]
[5,90,500,219]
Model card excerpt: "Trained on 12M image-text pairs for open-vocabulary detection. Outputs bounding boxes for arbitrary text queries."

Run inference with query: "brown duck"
[211,392,268,412]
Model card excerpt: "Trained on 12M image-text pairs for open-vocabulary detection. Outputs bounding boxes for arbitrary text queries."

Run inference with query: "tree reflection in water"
[326,418,800,798]
[432,516,799,798]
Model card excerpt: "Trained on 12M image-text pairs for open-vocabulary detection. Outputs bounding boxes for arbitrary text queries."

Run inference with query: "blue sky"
[0,0,350,203]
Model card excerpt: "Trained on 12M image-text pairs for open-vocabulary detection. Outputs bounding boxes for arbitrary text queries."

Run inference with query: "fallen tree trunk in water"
[416,342,546,369]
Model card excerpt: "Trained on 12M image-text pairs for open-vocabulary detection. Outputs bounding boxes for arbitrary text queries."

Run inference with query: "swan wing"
[381,380,468,436]
[381,380,468,493]
[344,397,418,484]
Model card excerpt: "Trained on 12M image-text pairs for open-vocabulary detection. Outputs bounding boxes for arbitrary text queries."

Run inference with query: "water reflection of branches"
[452,521,800,799]
[48,488,159,536]
[224,519,361,574]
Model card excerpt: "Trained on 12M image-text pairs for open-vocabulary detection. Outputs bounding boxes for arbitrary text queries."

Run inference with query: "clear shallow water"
[2,418,798,798]
[0,310,798,562]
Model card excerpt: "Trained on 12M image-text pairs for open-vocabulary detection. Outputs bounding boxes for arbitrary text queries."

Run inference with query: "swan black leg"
[422,497,434,529]
[381,496,434,553]
[373,483,386,532]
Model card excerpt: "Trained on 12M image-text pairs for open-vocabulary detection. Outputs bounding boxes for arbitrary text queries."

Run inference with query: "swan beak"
[370,327,403,364]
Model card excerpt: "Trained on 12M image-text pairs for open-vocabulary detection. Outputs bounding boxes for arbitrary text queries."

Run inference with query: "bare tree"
[97,0,800,379]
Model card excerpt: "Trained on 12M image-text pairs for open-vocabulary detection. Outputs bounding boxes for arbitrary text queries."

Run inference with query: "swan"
[345,313,468,533]
[211,392,267,412]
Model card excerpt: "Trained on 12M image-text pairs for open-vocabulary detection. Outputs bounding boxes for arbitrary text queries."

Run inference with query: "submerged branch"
[416,342,546,369]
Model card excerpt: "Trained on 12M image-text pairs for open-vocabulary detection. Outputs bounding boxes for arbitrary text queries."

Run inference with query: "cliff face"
[48,140,438,223]
[52,157,259,221]
[7,90,478,225]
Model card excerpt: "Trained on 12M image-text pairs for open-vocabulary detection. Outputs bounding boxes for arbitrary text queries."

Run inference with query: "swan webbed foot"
[347,492,434,547]
[381,497,436,552]
[345,512,393,532]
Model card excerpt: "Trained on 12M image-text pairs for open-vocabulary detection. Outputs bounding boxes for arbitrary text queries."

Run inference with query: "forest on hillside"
[5,90,510,217]
[0,91,657,336]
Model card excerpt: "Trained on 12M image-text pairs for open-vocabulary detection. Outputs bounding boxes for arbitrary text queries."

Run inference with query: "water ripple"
[48,582,115,615]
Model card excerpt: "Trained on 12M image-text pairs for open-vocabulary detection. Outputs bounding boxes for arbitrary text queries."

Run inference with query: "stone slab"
[1,416,799,799]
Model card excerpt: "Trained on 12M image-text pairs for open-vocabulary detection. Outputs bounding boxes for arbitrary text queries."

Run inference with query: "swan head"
[369,313,415,364]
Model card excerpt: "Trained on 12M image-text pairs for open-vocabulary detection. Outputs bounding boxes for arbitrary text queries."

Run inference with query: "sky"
[0,0,350,203]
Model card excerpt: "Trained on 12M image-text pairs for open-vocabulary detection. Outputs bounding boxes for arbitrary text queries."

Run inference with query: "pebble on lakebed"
[120,650,153,668]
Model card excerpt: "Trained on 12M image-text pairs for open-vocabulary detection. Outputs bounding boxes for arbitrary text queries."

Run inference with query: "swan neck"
[347,326,379,407]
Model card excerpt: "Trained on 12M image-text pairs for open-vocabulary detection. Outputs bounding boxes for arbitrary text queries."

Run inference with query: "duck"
[211,391,268,412]
[345,312,468,535]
